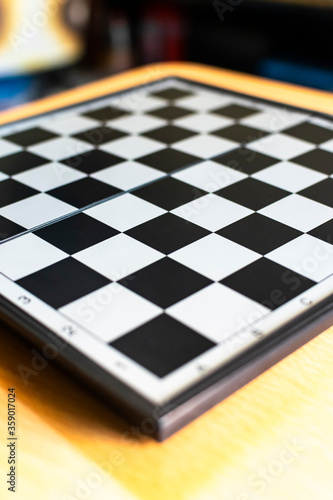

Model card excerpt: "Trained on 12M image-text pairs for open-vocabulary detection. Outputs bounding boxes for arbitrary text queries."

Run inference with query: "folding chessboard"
[0,77,333,439]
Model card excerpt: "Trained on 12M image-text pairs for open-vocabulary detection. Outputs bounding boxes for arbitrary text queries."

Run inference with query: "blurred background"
[0,0,332,110]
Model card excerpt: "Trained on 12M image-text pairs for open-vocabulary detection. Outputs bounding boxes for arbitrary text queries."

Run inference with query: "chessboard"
[0,76,333,439]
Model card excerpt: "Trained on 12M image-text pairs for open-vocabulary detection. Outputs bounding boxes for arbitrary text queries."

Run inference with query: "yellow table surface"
[1,62,333,500]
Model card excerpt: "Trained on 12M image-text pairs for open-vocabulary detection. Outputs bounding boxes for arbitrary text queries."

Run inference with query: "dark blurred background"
[1,0,333,110]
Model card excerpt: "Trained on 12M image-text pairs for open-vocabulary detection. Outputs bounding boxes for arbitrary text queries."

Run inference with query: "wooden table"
[1,63,333,500]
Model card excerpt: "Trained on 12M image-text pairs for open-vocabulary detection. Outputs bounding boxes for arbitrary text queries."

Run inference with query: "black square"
[34,213,119,254]
[150,88,193,100]
[82,106,127,122]
[47,178,121,208]
[217,214,301,254]
[221,258,315,310]
[0,151,47,175]
[17,258,110,309]
[0,216,25,241]
[212,125,268,144]
[149,106,193,120]
[214,147,277,175]
[291,149,333,175]
[62,149,123,174]
[137,148,200,173]
[215,178,289,211]
[212,104,260,119]
[4,127,58,147]
[309,218,333,245]
[120,257,212,308]
[0,179,38,208]
[110,314,215,378]
[143,125,195,144]
[283,123,333,144]
[126,213,209,254]
[299,179,333,208]
[133,177,206,211]
[73,127,125,145]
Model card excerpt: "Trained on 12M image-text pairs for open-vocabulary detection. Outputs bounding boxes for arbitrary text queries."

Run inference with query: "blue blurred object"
[0,76,39,110]
[258,58,333,91]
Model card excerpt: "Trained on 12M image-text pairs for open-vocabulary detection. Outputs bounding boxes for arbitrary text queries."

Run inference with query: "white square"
[13,163,86,191]
[179,92,233,111]
[167,283,269,343]
[228,97,263,109]
[170,234,260,281]
[100,136,163,160]
[259,194,333,232]
[252,162,327,192]
[113,94,165,113]
[0,193,76,229]
[29,137,93,161]
[60,283,162,342]
[41,115,97,134]
[0,172,8,182]
[172,160,247,191]
[171,194,252,232]
[92,161,165,191]
[85,193,165,231]
[174,113,234,133]
[321,139,333,153]
[267,234,333,283]
[308,116,333,130]
[250,133,313,160]
[74,233,163,280]
[241,110,307,133]
[0,233,66,280]
[110,115,166,134]
[173,135,236,159]
[0,139,22,158]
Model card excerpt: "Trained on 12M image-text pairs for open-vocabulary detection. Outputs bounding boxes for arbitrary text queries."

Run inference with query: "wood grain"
[1,63,333,500]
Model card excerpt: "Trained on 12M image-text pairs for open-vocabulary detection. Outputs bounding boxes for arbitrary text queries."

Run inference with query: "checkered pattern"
[1,79,333,381]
